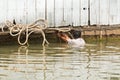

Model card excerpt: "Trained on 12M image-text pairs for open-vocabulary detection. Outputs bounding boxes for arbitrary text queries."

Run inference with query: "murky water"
[0,42,120,80]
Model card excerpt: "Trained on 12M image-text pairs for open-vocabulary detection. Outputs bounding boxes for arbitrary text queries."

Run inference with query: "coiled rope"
[5,19,49,46]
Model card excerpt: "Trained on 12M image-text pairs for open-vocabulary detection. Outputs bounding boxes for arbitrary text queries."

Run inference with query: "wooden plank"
[64,0,72,26]
[54,0,63,27]
[47,0,54,27]
[36,0,45,20]
[0,0,7,22]
[99,0,108,25]
[72,0,80,26]
[81,0,88,26]
[109,0,118,24]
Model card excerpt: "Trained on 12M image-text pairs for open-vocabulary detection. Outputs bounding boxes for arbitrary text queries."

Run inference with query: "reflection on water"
[0,42,120,80]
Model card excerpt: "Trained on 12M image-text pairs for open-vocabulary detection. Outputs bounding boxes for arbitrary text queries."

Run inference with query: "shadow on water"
[0,42,120,80]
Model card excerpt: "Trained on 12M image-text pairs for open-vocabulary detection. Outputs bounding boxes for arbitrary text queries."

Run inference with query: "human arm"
[57,33,70,42]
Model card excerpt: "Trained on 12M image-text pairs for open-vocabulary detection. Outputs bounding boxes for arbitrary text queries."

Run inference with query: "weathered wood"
[0,26,120,44]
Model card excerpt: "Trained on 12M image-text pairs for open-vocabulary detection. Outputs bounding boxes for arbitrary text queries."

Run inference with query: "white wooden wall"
[0,0,120,27]
[90,0,120,25]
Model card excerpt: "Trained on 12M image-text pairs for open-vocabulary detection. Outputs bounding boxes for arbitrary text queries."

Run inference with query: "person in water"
[57,30,85,47]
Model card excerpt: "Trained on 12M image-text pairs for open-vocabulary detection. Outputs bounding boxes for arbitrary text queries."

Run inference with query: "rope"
[5,19,49,46]
[55,27,71,32]
[0,23,6,32]
[53,27,73,38]
[2,19,74,46]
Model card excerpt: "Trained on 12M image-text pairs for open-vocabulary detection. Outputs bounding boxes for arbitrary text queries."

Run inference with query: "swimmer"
[57,30,85,47]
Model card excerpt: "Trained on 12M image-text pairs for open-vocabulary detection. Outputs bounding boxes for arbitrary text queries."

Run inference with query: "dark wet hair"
[70,30,81,39]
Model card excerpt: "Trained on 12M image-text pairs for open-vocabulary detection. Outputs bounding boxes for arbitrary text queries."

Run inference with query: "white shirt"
[67,38,85,48]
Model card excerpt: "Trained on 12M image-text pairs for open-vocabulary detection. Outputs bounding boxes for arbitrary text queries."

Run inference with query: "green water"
[0,41,120,80]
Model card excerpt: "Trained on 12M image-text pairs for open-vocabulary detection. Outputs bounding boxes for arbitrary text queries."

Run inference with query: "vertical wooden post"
[98,0,102,40]
[100,28,102,40]
[54,0,56,27]
[88,0,90,26]
[94,30,97,39]
[45,0,47,20]
[105,28,108,41]
[71,0,73,26]
[61,0,65,26]
[79,0,81,26]
[35,0,37,19]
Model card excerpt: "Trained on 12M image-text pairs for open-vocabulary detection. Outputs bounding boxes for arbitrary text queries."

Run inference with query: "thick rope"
[54,27,71,32]
[5,19,49,46]
[0,22,6,32]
